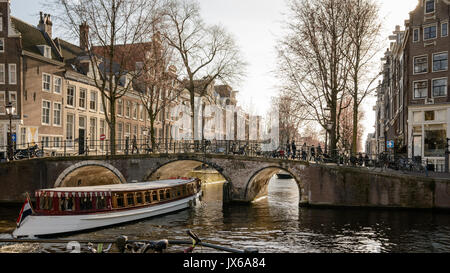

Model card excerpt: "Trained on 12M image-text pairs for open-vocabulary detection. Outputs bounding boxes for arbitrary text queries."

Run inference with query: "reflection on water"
[2,177,450,253]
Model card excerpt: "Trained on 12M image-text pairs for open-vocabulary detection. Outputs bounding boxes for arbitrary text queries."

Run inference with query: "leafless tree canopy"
[277,0,382,155]
[50,0,162,154]
[163,0,247,139]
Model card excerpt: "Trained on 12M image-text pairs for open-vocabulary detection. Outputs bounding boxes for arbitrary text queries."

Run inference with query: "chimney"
[79,22,89,51]
[38,12,53,38]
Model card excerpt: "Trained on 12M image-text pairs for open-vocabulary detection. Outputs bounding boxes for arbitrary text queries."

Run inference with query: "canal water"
[1,177,450,253]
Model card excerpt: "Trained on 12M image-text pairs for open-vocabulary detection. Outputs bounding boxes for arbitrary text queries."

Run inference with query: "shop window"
[424,128,447,157]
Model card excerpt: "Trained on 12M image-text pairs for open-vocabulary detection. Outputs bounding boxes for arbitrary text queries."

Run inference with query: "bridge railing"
[0,138,269,160]
[1,139,448,174]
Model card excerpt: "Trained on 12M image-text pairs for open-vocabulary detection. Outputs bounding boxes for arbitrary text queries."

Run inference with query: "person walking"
[310,145,316,162]
[291,140,297,159]
[302,142,307,161]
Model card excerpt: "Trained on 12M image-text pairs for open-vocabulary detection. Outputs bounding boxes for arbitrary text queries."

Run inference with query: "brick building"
[375,0,450,170]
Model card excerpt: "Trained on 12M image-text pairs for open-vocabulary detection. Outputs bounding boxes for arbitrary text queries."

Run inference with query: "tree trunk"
[109,99,116,155]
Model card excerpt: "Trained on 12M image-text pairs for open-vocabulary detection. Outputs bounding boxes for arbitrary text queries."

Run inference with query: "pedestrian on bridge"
[291,141,297,160]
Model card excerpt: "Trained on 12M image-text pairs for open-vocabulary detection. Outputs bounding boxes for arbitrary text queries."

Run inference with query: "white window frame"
[125,101,131,118]
[42,100,51,126]
[442,21,449,37]
[425,0,435,14]
[8,64,16,85]
[79,88,87,109]
[54,76,62,94]
[431,77,447,98]
[89,90,97,111]
[0,64,4,84]
[413,80,428,99]
[432,52,448,72]
[53,102,62,126]
[413,55,428,75]
[8,91,17,110]
[413,28,420,43]
[423,23,437,41]
[0,17,3,32]
[42,73,51,92]
[66,85,75,107]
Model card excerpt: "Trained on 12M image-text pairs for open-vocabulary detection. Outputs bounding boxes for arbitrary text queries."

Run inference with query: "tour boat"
[12,177,203,238]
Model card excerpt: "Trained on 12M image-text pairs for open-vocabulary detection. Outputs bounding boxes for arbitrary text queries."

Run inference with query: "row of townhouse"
[374,0,450,171]
[0,0,256,158]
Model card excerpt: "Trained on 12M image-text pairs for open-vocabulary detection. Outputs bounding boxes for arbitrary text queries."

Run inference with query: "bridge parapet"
[1,154,450,210]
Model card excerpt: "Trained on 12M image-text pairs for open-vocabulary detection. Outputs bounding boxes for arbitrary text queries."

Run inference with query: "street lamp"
[5,102,16,161]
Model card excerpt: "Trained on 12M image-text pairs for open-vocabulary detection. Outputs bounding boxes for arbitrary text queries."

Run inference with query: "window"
[425,111,435,121]
[53,102,61,126]
[132,102,137,119]
[100,119,106,151]
[79,116,86,130]
[53,137,63,148]
[89,91,97,111]
[442,22,448,37]
[413,28,420,42]
[42,100,51,125]
[414,56,428,74]
[0,17,3,31]
[89,117,96,146]
[425,0,435,14]
[424,128,446,157]
[79,88,86,109]
[9,64,16,85]
[117,122,123,150]
[0,64,4,84]
[126,101,131,117]
[139,105,144,120]
[41,136,50,148]
[413,81,428,99]
[66,114,74,147]
[9,91,17,110]
[42,73,51,91]
[54,76,62,94]
[117,99,123,116]
[44,46,52,59]
[99,97,105,113]
[0,38,4,52]
[432,78,447,97]
[424,25,437,40]
[126,193,134,206]
[67,86,75,107]
[0,91,5,115]
[433,52,448,72]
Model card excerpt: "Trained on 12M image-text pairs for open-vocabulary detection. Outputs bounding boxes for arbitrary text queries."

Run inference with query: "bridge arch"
[54,160,127,187]
[243,166,305,203]
[144,159,231,184]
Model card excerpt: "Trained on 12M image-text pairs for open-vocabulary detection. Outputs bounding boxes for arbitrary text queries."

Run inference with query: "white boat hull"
[13,191,202,238]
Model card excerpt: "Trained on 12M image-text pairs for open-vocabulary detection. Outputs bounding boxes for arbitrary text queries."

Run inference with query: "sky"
[10,0,420,147]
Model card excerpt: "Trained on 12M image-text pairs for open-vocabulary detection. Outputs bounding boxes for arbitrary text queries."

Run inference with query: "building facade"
[375,0,450,171]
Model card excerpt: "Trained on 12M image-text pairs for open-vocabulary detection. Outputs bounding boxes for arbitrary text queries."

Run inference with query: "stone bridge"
[1,153,450,210]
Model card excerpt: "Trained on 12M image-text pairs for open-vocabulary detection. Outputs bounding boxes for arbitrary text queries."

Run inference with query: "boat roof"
[37,178,196,193]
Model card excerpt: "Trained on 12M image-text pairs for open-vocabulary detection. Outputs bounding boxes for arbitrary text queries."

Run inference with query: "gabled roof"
[11,16,64,61]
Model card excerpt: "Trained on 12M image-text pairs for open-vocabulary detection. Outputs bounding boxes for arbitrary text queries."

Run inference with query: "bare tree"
[163,0,246,140]
[51,0,160,155]
[277,0,353,157]
[346,0,382,156]
[134,29,182,152]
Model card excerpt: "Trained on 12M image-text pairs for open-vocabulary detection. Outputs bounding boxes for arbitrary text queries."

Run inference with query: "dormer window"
[425,0,435,14]
[37,45,52,59]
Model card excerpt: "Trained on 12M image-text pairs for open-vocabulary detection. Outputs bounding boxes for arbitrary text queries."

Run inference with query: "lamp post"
[5,102,15,161]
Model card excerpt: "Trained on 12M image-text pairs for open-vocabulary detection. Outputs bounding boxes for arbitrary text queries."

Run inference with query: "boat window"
[152,191,158,202]
[159,190,165,200]
[60,197,66,211]
[96,196,105,209]
[145,191,151,203]
[127,193,135,207]
[44,195,53,210]
[66,197,74,211]
[136,192,143,204]
[116,194,124,208]
[177,187,181,197]
[165,189,171,199]
[182,185,187,196]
